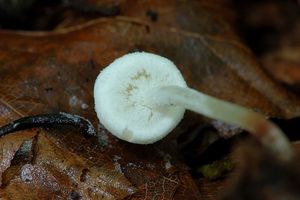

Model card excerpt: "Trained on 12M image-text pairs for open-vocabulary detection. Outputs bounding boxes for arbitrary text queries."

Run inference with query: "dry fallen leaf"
[0,131,36,186]
[1,132,136,199]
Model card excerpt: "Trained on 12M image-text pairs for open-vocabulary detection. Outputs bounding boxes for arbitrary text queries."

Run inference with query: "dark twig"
[0,112,96,138]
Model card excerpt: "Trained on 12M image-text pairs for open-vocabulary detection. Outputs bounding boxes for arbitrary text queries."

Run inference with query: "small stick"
[0,112,96,137]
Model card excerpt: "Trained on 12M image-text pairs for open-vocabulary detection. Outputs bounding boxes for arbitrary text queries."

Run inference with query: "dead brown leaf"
[120,0,300,119]
[262,22,300,89]
[1,132,136,199]
[0,131,36,186]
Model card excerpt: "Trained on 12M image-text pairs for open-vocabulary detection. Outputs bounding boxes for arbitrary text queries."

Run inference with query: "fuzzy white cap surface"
[94,52,187,144]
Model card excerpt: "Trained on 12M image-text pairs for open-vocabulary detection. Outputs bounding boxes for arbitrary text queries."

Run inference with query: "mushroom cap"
[94,52,187,144]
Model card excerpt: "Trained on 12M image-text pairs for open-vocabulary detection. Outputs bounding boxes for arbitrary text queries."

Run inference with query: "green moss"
[198,158,234,180]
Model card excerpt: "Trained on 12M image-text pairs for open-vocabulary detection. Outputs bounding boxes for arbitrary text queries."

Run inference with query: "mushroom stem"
[148,86,294,162]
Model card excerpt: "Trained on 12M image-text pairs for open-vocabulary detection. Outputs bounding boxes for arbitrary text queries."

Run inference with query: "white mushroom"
[94,52,293,161]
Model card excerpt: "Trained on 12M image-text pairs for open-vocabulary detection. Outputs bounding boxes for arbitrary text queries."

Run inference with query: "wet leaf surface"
[0,0,300,199]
